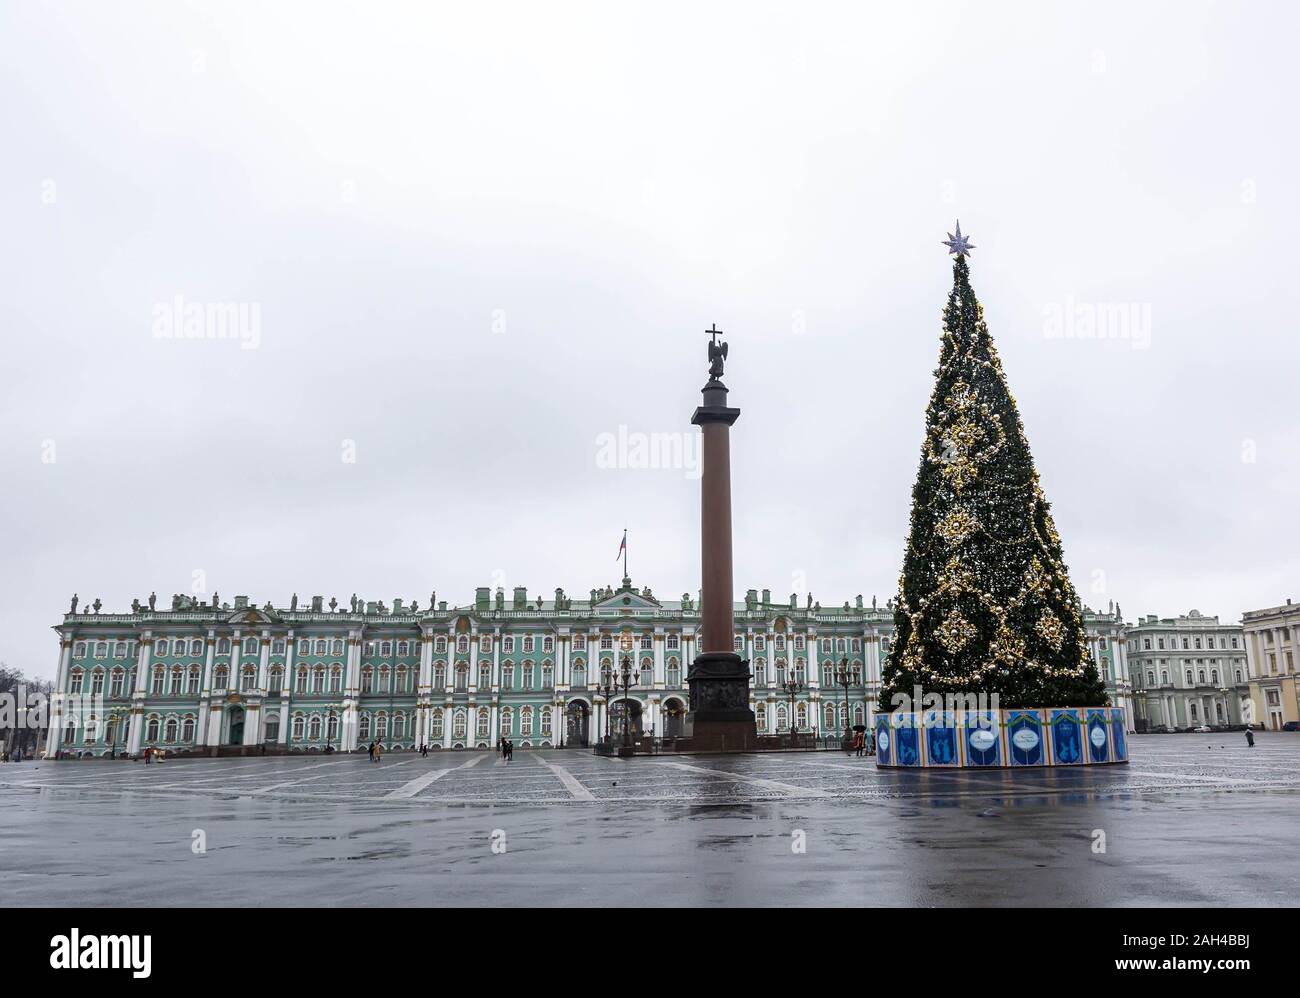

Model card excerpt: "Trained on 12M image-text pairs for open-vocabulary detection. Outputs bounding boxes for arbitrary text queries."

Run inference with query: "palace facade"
[46,581,1136,758]
[1127,610,1251,731]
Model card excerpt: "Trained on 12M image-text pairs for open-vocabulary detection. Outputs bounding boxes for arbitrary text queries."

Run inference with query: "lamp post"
[325,705,338,753]
[780,676,802,743]
[594,670,615,745]
[616,635,636,751]
[834,657,859,748]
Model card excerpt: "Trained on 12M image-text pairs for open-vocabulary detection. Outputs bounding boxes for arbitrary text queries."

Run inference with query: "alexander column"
[686,326,757,751]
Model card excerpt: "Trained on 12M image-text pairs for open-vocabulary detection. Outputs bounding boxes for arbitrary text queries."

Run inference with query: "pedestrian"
[505,738,512,761]
[1245,726,1255,747]
[375,741,383,763]
[368,740,375,762]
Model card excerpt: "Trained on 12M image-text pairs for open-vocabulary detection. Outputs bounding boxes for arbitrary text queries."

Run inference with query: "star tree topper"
[942,220,975,257]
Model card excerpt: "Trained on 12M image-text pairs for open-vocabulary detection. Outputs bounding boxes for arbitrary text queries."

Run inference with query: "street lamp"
[834,657,859,747]
[780,675,802,742]
[593,670,616,744]
[616,634,636,750]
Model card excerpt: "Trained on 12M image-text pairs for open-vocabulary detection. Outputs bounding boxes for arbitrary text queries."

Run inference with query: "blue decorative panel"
[1085,709,1110,763]
[875,716,892,766]
[924,710,958,766]
[894,715,921,767]
[1006,710,1044,767]
[1050,708,1084,765]
[963,710,1001,767]
[1109,707,1127,761]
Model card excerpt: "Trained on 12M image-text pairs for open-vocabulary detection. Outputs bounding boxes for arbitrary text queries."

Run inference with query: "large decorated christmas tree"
[879,224,1107,710]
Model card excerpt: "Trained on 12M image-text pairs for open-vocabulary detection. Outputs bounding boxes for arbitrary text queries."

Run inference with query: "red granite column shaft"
[700,421,734,653]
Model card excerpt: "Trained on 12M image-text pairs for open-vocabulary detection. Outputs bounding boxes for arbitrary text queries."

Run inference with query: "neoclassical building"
[1242,598,1300,730]
[46,581,1137,758]
[1127,610,1251,731]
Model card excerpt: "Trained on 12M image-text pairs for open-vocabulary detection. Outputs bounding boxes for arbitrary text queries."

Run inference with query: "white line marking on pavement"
[534,756,596,801]
[652,760,832,798]
[383,754,486,799]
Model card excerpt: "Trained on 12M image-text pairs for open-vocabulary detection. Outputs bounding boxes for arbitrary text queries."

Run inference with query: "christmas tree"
[879,224,1107,711]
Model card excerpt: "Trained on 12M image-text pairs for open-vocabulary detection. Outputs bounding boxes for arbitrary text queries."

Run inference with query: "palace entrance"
[610,698,643,740]
[227,705,245,745]
[662,697,686,738]
[565,701,590,747]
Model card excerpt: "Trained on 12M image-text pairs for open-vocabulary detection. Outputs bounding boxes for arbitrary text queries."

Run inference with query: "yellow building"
[1243,599,1300,730]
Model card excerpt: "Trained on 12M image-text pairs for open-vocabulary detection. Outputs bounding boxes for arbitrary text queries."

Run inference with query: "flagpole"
[623,527,628,580]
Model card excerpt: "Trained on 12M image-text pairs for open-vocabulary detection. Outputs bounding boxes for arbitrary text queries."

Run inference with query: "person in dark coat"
[1245,727,1255,747]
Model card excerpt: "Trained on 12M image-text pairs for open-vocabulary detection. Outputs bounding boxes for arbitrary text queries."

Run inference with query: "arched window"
[309,715,322,740]
[753,659,766,685]
[380,641,392,657]
[453,709,467,739]
[500,707,513,735]
[146,715,161,742]
[315,639,327,656]
[90,669,105,696]
[292,714,305,740]
[85,714,99,742]
[521,706,533,736]
[331,639,344,656]
[666,658,681,687]
[379,666,391,692]
[164,717,178,742]
[375,713,388,740]
[330,666,342,693]
[502,664,514,690]
[393,713,405,739]
[755,702,767,729]
[298,639,310,656]
[456,636,469,654]
[434,664,446,688]
[170,667,183,695]
[825,703,836,730]
[243,637,258,655]
[182,715,196,742]
[397,640,410,657]
[188,666,201,693]
[241,665,256,691]
[296,666,308,693]
[312,667,324,692]
[455,664,468,692]
[540,706,552,739]
[217,638,231,655]
[361,667,374,694]
[431,709,444,739]
[214,664,229,689]
[267,666,282,694]
[263,714,278,742]
[396,666,409,693]
[572,662,586,687]
[1147,671,1154,686]
[74,642,87,658]
[542,663,553,687]
[326,714,338,742]
[110,668,124,698]
[796,702,808,729]
[775,703,788,732]
[793,659,806,684]
[190,638,203,656]
[69,668,85,695]
[435,636,446,653]
[640,658,653,686]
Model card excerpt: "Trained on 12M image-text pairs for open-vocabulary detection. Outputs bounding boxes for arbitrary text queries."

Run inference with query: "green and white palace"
[46,580,1136,758]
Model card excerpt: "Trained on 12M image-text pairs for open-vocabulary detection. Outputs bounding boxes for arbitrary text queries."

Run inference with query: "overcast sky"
[2,1,1296,679]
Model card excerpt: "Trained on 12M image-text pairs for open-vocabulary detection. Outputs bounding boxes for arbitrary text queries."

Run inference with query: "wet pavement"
[2,734,1297,906]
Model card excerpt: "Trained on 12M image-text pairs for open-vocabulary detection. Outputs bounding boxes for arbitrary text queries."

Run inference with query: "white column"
[654,631,665,686]
[45,636,74,757]
[256,631,271,690]
[126,635,152,755]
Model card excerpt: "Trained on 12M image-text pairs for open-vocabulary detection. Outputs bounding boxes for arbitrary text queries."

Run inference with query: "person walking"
[374,741,383,763]
[1245,726,1255,747]
[367,740,375,762]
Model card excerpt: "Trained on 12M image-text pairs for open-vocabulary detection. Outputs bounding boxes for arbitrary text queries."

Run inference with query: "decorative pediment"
[591,583,662,612]
[224,605,282,625]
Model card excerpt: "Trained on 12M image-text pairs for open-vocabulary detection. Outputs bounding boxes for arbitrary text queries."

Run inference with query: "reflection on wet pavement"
[2,734,1296,906]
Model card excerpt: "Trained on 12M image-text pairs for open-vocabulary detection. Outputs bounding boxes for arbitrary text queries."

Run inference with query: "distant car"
[1191,725,1212,733]
[1282,721,1300,732]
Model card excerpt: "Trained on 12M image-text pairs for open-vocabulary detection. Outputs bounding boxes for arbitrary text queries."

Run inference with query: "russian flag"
[616,530,626,560]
